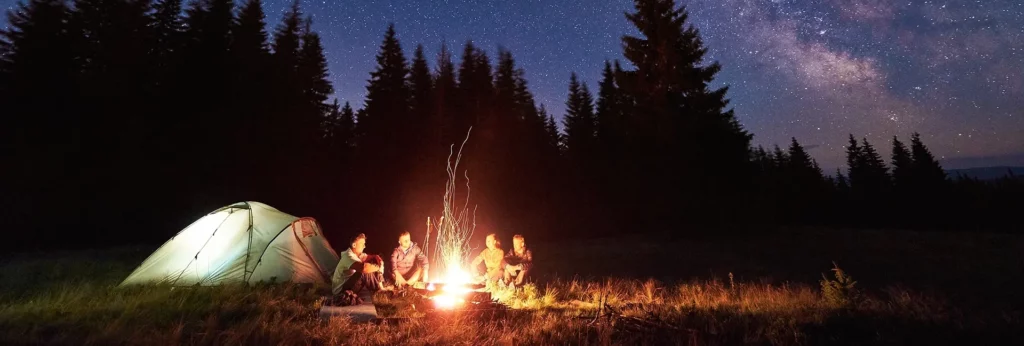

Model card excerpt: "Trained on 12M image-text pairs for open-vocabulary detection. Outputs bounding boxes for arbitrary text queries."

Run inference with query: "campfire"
[415,128,501,312]
[371,129,506,317]
[420,269,485,310]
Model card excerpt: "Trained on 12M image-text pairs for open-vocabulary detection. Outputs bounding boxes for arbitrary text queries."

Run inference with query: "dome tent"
[121,201,340,286]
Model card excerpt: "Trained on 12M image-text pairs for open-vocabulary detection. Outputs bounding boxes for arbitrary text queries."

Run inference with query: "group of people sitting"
[329,231,533,306]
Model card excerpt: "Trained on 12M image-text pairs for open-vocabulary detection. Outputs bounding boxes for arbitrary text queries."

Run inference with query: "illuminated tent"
[120,201,340,286]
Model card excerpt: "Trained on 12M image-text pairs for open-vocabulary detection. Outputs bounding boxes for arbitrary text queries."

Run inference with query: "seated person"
[470,233,505,284]
[331,233,386,305]
[503,234,533,288]
[391,231,429,288]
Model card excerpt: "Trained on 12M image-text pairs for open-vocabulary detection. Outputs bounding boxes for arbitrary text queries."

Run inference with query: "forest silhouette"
[1,0,1020,252]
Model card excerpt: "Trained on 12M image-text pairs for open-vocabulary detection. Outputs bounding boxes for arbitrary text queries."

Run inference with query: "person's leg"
[363,271,383,292]
[340,262,366,292]
[407,267,422,284]
[514,269,528,287]
[333,263,365,306]
[486,267,503,284]
[503,265,515,284]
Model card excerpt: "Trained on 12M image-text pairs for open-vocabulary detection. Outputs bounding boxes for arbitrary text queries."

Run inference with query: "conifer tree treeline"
[1,0,1019,252]
[0,0,339,250]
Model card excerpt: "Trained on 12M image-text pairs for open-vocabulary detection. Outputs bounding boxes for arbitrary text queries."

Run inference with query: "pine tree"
[234,0,269,57]
[456,41,493,130]
[562,73,597,164]
[787,138,820,177]
[595,60,622,150]
[617,0,753,228]
[455,41,477,136]
[409,44,432,127]
[360,23,409,148]
[322,99,355,157]
[494,48,518,121]
[752,146,772,174]
[272,0,302,75]
[543,107,561,154]
[430,41,457,151]
[354,107,368,142]
[338,101,356,149]
[845,134,862,187]
[149,0,185,86]
[772,144,789,169]
[611,60,633,133]
[405,43,436,224]
[514,69,548,164]
[835,169,850,193]
[890,136,913,194]
[298,17,332,114]
[786,137,827,223]
[230,0,270,149]
[859,138,889,186]
[323,99,341,139]
[353,23,410,232]
[910,132,947,187]
[183,0,233,61]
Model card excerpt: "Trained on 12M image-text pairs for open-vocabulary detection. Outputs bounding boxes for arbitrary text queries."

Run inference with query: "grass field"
[1,228,1021,345]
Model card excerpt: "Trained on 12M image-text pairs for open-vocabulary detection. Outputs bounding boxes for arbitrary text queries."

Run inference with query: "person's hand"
[394,274,407,287]
[363,263,380,274]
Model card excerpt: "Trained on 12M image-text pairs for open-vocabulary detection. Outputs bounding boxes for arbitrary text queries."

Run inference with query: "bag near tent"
[121,201,340,286]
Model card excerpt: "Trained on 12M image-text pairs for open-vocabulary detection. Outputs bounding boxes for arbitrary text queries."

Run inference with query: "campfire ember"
[420,279,487,310]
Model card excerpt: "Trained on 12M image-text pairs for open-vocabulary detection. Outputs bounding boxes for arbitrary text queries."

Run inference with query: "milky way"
[3,0,1021,170]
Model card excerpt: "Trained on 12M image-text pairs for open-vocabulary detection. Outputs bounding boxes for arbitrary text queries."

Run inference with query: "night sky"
[4,0,1022,171]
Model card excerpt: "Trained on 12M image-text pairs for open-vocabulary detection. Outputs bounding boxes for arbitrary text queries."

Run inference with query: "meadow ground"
[1,227,1021,345]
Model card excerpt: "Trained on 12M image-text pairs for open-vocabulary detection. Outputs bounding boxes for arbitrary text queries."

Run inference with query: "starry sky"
[3,0,1022,171]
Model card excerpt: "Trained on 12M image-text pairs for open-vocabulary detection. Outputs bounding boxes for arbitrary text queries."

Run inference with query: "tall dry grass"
[1,240,1021,345]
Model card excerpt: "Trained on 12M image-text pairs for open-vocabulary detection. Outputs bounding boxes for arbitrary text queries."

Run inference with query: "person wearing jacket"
[503,234,533,287]
[391,231,429,288]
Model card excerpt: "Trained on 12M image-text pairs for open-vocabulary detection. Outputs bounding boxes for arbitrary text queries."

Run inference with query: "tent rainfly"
[120,201,340,286]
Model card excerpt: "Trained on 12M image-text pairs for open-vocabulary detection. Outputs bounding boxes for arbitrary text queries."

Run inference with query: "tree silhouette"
[4,0,1022,252]
[786,138,827,223]
[233,0,269,60]
[298,17,332,120]
[890,136,913,199]
[542,106,562,154]
[562,73,597,166]
[596,60,623,153]
[409,44,433,133]
[908,132,948,227]
[0,0,81,248]
[353,23,411,232]
[616,0,753,229]
[910,132,947,188]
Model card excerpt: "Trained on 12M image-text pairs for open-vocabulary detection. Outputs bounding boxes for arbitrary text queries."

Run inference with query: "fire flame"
[427,266,475,309]
[423,129,478,310]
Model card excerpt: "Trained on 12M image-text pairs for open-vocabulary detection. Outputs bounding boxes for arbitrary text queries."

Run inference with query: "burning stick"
[424,216,431,268]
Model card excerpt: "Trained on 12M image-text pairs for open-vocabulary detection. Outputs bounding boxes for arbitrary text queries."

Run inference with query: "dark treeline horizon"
[1,0,1021,253]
